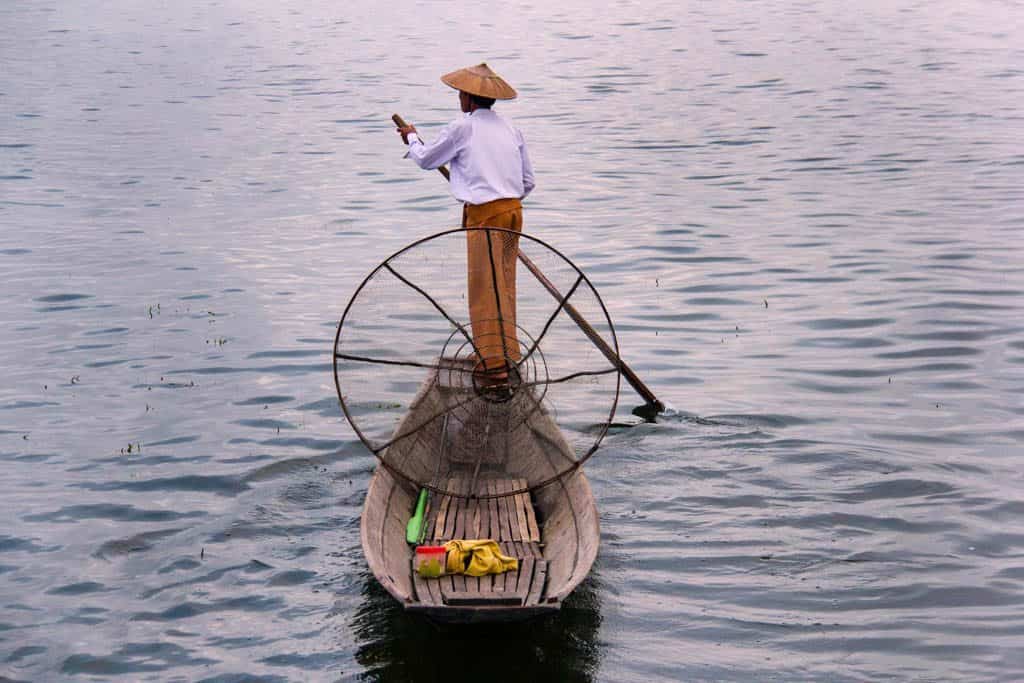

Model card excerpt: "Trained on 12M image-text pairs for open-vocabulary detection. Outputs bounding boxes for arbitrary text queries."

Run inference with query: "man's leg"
[465,202,522,380]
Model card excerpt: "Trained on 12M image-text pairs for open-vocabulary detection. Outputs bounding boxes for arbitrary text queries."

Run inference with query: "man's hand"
[397,124,418,145]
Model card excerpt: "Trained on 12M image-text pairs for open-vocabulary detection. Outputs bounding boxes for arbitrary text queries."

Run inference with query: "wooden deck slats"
[497,540,514,593]
[412,556,445,606]
[492,479,510,541]
[506,479,525,542]
[435,479,454,541]
[418,476,546,608]
[525,560,548,607]
[452,479,469,593]
[451,478,467,541]
[412,560,433,604]
[512,480,530,544]
[428,573,444,605]
[478,483,493,593]
[489,481,502,540]
[465,478,478,593]
[519,478,542,543]
[515,556,535,601]
[424,477,541,550]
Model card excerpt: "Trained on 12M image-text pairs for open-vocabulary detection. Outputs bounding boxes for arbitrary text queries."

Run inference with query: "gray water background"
[2,0,1023,680]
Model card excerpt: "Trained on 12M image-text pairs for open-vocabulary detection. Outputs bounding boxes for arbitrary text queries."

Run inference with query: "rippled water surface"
[2,0,1023,680]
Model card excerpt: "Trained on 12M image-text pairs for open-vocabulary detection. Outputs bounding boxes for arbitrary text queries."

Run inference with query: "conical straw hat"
[440,63,517,100]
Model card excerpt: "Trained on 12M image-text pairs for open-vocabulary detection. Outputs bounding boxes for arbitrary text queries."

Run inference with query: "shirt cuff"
[407,132,421,145]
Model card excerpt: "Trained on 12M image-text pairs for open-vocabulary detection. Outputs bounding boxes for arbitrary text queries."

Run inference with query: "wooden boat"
[360,358,600,622]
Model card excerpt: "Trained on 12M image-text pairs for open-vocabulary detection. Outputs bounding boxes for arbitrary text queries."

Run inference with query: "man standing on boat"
[396,63,534,387]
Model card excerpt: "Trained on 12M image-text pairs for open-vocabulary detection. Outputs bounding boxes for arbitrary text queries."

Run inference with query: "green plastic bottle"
[406,489,428,544]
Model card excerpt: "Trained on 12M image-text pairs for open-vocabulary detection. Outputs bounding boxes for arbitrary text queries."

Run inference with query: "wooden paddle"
[392,113,665,415]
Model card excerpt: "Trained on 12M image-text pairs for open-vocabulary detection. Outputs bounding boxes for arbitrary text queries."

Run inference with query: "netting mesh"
[333,227,620,496]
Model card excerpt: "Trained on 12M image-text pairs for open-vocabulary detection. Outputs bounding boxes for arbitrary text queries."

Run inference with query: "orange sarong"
[462,198,522,377]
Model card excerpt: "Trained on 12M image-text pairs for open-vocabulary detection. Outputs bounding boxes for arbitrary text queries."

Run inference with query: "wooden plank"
[495,479,513,541]
[512,479,528,540]
[443,592,522,607]
[490,540,502,593]
[449,479,466,541]
[505,537,519,596]
[505,479,524,543]
[423,500,437,543]
[455,478,469,593]
[434,478,455,541]
[515,556,535,601]
[480,480,493,539]
[446,479,463,591]
[441,481,458,594]
[477,481,493,593]
[460,477,472,540]
[496,540,516,593]
[442,477,461,540]
[488,480,501,540]
[516,541,532,559]
[505,478,523,541]
[420,485,441,544]
[412,561,429,604]
[470,487,482,538]
[436,479,452,540]
[512,482,530,547]
[479,483,493,593]
[507,545,525,595]
[525,559,548,606]
[487,479,499,540]
[521,479,542,543]
[501,479,519,542]
[466,483,481,592]
[427,576,443,605]
[411,558,440,606]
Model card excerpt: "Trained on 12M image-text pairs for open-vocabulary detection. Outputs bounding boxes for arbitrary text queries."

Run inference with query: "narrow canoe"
[360,360,600,622]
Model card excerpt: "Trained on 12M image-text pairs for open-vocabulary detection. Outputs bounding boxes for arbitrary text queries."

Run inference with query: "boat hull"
[358,367,600,622]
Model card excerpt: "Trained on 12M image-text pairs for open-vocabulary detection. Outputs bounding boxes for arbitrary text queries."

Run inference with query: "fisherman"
[396,63,534,388]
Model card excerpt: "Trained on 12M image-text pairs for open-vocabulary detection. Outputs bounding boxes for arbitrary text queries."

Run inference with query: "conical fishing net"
[334,228,620,497]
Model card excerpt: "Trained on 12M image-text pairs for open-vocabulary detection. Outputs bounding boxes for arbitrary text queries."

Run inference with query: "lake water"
[2,0,1023,680]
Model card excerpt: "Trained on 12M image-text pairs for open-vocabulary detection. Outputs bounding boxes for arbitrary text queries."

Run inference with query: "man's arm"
[398,122,463,171]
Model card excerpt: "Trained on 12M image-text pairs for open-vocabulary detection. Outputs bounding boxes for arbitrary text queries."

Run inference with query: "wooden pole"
[392,113,664,414]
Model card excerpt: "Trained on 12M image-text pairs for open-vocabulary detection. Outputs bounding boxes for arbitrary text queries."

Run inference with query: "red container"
[415,545,446,577]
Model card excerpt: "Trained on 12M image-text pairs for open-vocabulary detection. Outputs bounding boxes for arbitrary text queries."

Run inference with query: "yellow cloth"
[463,198,523,377]
[444,539,518,577]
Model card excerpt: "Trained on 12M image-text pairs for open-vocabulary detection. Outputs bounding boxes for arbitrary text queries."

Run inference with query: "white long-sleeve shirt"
[405,109,535,205]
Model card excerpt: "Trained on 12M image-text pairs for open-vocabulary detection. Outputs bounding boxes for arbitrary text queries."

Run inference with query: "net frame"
[333,226,621,498]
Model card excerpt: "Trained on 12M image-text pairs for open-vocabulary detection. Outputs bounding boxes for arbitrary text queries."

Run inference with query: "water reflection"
[352,573,603,682]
